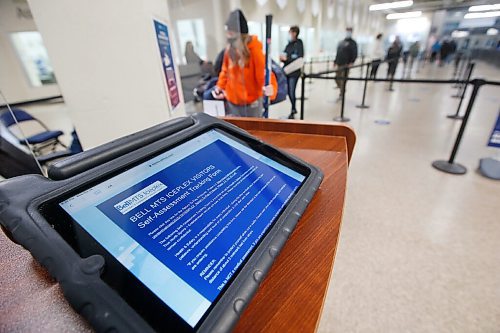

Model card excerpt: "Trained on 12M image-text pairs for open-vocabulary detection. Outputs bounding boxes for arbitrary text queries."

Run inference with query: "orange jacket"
[217,35,277,105]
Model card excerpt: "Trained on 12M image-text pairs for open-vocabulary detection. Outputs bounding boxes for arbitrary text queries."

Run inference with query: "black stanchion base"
[446,114,463,120]
[333,116,350,122]
[387,88,395,92]
[451,94,461,98]
[356,104,370,109]
[432,160,467,175]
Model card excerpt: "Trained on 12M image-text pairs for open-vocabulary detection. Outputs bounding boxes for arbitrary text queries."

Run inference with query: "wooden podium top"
[0,118,355,333]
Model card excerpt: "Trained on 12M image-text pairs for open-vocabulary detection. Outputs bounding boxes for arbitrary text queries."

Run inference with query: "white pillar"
[28,0,185,149]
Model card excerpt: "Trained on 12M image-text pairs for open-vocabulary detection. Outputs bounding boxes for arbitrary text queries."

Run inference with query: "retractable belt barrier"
[299,59,500,175]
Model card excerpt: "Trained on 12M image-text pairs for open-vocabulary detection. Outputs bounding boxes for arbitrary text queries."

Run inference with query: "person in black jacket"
[280,26,304,117]
[334,27,358,99]
[386,37,402,80]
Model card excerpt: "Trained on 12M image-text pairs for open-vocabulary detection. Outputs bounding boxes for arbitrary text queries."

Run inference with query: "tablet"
[0,114,323,333]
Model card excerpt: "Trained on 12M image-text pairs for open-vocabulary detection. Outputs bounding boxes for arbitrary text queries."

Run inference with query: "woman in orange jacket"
[212,9,275,117]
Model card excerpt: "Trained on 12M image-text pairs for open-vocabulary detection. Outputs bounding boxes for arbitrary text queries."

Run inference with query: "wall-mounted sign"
[153,19,180,110]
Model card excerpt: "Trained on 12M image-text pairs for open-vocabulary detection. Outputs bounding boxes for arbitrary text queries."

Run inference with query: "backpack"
[271,60,288,105]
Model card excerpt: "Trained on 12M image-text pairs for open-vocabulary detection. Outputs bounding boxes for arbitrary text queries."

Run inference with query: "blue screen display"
[60,130,305,327]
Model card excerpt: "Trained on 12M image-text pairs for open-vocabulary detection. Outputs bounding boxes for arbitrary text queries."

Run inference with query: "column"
[28,0,185,148]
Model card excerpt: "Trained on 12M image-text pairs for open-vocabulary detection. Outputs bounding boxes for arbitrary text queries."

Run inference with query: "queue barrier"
[298,59,500,175]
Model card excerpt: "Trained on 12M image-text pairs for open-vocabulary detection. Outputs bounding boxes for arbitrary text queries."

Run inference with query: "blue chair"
[0,108,67,156]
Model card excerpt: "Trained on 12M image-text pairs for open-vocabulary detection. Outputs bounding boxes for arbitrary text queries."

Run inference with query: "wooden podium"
[0,118,355,333]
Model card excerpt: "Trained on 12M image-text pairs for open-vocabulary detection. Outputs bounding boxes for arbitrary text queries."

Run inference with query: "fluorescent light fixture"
[468,4,500,12]
[386,11,422,19]
[369,0,413,11]
[451,30,470,38]
[487,27,499,35]
[464,11,500,19]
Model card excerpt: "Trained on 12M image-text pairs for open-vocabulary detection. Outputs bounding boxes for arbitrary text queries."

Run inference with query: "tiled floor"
[4,59,500,332]
[308,62,500,333]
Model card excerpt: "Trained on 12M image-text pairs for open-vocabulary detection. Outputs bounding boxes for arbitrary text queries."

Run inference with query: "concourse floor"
[282,61,500,333]
[4,59,500,332]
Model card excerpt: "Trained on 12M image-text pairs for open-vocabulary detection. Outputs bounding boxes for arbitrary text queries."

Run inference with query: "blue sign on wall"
[487,111,500,148]
[153,19,180,109]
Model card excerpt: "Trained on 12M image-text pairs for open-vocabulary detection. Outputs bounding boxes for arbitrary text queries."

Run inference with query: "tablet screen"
[59,129,306,327]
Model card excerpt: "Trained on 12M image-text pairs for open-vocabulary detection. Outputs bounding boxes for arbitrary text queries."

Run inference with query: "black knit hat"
[225,9,248,34]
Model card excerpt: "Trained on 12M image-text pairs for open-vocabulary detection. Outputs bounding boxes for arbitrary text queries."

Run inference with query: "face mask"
[346,31,352,38]
[227,36,238,45]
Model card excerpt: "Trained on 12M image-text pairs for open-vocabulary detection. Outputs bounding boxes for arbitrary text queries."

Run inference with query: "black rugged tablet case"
[0,113,323,333]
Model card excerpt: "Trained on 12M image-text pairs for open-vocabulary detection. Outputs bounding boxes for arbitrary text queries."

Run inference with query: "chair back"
[0,109,35,127]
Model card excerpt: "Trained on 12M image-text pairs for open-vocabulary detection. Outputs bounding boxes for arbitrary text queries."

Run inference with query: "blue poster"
[154,19,180,109]
[487,110,500,148]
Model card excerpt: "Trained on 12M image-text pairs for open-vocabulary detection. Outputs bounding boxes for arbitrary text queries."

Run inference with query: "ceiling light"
[487,28,499,35]
[464,11,500,19]
[386,11,422,20]
[468,4,500,12]
[451,30,470,38]
[369,0,413,11]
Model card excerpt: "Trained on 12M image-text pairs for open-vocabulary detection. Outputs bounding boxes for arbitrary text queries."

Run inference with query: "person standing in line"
[408,40,420,77]
[439,38,452,67]
[212,9,275,117]
[430,40,441,63]
[334,27,358,100]
[370,33,384,79]
[386,36,402,81]
[280,25,304,118]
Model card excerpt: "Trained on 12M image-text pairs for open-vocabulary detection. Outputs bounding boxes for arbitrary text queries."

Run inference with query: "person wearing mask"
[213,9,275,117]
[334,27,358,100]
[386,36,403,80]
[370,33,384,79]
[280,26,304,117]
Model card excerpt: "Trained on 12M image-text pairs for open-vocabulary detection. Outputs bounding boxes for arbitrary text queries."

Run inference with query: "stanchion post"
[356,62,371,109]
[447,62,475,120]
[300,73,305,120]
[334,68,350,122]
[452,57,469,97]
[432,79,485,174]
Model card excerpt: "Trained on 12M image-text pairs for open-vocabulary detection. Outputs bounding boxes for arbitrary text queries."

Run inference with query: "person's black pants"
[287,75,299,113]
[387,59,398,78]
[335,68,349,94]
[370,59,381,79]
